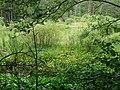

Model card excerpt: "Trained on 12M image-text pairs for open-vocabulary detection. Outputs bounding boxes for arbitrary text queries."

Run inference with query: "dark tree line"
[0,0,120,23]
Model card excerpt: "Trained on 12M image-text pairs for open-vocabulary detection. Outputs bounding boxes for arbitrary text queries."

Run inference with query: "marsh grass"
[0,15,120,90]
[1,15,120,54]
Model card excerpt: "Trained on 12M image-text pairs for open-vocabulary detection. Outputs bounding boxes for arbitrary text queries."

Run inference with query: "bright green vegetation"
[0,15,120,90]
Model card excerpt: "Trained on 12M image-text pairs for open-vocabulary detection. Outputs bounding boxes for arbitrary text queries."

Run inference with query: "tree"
[0,0,120,22]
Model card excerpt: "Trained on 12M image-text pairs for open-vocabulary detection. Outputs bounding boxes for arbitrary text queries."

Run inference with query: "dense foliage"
[0,0,120,22]
[0,15,120,89]
[0,0,120,90]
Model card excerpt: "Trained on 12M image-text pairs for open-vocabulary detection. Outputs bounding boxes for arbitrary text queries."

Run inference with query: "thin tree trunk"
[88,0,92,15]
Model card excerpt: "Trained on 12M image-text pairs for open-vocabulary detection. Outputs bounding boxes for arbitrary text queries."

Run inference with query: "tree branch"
[56,0,120,20]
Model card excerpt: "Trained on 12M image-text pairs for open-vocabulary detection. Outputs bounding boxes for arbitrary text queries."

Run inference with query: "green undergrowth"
[0,15,120,89]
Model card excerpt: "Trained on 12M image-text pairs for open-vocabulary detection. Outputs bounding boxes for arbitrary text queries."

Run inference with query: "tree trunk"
[88,0,92,15]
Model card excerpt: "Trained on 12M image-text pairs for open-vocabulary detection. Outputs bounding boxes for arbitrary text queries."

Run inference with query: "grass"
[0,15,120,89]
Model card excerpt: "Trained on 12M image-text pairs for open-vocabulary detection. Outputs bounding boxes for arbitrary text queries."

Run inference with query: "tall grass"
[0,15,120,54]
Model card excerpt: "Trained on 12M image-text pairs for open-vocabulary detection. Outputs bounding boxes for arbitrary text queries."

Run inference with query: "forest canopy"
[0,0,120,23]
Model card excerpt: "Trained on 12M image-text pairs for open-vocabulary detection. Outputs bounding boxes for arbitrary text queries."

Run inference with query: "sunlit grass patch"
[69,22,87,28]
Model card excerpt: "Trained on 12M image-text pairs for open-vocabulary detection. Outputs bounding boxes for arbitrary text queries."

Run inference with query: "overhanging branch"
[55,0,120,20]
